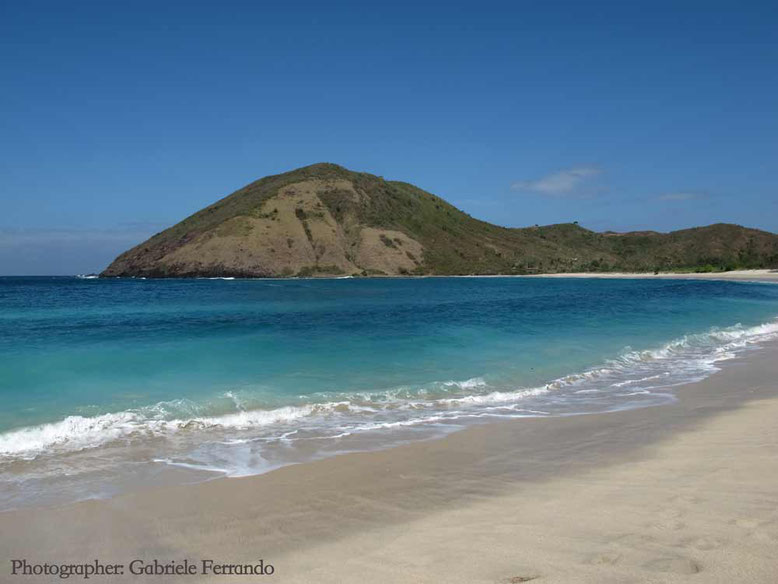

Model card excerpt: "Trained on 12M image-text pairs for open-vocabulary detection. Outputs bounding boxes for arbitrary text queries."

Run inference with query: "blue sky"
[1,0,776,274]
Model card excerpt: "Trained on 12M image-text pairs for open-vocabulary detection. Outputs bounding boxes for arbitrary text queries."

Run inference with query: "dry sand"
[524,269,778,282]
[2,346,778,583]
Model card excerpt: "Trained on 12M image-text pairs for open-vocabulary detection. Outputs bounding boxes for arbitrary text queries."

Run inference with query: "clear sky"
[1,0,776,274]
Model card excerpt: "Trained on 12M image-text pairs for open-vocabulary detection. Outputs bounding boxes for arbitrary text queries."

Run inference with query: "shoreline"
[2,343,778,582]
[85,268,778,283]
[522,268,778,282]
[2,308,776,512]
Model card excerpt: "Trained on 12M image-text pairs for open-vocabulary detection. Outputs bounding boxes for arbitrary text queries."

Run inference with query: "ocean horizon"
[2,275,778,510]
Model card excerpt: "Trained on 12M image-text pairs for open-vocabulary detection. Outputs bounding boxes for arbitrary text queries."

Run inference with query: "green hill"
[101,163,778,277]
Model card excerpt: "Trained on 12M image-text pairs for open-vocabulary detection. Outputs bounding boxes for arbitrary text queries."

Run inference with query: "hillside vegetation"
[101,163,778,278]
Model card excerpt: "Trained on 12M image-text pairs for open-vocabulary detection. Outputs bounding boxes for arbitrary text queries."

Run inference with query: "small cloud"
[511,166,602,197]
[657,192,706,201]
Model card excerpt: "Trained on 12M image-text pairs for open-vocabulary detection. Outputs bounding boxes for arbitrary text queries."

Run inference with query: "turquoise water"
[1,276,778,508]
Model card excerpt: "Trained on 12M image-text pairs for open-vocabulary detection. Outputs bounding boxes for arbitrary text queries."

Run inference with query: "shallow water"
[1,276,777,509]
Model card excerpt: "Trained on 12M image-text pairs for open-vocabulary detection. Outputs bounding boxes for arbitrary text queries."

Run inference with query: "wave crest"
[1,319,777,461]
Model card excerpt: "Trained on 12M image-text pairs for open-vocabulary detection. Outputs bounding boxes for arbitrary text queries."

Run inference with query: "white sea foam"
[0,411,145,457]
[611,374,666,388]
[1,319,777,463]
[441,377,487,390]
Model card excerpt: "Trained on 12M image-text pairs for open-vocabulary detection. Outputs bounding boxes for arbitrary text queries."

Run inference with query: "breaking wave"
[2,319,777,464]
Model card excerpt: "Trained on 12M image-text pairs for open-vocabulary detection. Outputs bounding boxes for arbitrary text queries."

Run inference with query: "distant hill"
[101,163,778,278]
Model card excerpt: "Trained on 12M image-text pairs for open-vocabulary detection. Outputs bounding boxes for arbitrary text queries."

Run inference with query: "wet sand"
[2,345,778,583]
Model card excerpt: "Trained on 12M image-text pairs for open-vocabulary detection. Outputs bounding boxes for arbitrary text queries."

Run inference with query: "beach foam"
[2,319,777,468]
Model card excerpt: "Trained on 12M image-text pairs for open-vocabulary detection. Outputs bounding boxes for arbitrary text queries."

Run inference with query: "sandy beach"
[4,1,777,582]
[1,342,777,582]
[525,269,778,283]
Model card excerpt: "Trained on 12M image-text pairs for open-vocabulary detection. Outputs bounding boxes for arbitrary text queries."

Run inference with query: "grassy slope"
[102,163,778,276]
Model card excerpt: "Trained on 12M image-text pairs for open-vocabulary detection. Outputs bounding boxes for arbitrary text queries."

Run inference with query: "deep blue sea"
[1,276,778,509]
